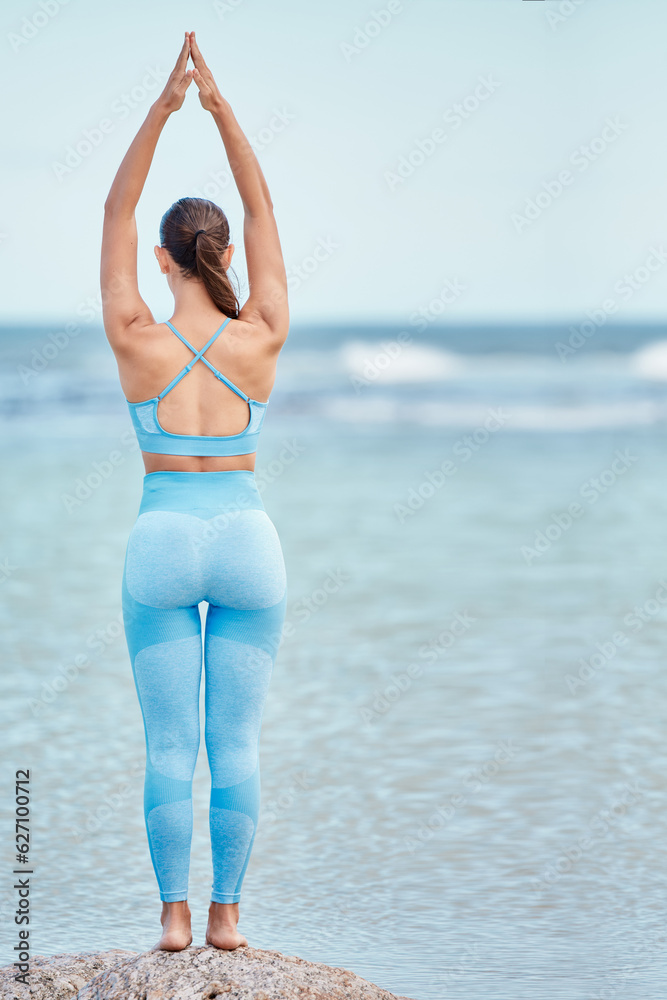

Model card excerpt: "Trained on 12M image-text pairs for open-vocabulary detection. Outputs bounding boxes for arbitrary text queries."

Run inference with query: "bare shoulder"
[234,301,289,355]
[222,315,287,401]
[108,320,173,404]
[106,318,169,361]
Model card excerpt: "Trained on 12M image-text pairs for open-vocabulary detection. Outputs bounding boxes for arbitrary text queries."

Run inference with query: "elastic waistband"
[139,470,264,515]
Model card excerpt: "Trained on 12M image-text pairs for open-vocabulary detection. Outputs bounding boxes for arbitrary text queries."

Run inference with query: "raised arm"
[101,34,193,350]
[190,32,289,345]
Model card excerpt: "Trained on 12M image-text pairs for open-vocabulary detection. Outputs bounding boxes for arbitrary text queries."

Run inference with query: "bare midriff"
[142,452,256,474]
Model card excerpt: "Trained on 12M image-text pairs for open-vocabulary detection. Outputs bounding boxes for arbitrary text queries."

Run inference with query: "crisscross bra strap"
[157,318,249,402]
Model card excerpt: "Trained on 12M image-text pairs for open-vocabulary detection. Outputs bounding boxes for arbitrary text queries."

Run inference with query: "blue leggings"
[121,470,286,903]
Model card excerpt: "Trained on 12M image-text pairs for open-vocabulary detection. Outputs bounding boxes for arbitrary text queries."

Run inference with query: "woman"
[101,32,289,952]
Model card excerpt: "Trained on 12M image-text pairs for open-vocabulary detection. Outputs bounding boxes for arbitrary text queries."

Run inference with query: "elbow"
[104,192,129,213]
[244,196,274,220]
[103,198,133,220]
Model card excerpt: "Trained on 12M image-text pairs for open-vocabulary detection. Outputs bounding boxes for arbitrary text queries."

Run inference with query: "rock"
[0,946,418,1000]
[0,950,137,1000]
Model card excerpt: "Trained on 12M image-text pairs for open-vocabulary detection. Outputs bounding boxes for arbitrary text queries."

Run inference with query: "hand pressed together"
[155,30,225,115]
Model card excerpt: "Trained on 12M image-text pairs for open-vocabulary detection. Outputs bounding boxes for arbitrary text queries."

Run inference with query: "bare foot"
[152,900,193,951]
[205,901,248,950]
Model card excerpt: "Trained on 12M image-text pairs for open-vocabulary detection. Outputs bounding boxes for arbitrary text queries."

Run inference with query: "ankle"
[208,903,238,923]
[163,901,191,915]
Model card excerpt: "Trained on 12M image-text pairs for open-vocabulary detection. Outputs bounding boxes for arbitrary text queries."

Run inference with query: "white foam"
[340,340,462,383]
[632,340,667,380]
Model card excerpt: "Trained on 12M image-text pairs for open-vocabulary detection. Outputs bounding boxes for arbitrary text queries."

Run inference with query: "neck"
[170,277,223,321]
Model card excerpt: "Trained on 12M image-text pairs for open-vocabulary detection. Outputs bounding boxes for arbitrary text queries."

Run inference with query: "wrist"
[210,96,231,119]
[149,99,173,123]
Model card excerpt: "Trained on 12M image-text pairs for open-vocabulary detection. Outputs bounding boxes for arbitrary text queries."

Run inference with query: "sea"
[1,319,667,999]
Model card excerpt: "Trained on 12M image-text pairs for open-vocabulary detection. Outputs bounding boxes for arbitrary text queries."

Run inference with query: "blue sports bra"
[126,317,268,456]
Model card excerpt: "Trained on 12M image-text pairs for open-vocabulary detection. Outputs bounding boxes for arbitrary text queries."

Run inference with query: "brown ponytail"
[159,197,240,318]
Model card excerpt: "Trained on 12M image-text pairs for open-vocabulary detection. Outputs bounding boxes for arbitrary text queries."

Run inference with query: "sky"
[1,0,667,326]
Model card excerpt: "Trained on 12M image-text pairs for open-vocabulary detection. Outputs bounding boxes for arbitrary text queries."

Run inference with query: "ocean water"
[1,322,667,999]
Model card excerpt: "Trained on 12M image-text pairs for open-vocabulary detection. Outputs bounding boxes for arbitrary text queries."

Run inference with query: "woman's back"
[118,315,280,439]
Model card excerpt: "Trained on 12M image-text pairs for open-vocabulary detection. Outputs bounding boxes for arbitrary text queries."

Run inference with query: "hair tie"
[194,229,206,241]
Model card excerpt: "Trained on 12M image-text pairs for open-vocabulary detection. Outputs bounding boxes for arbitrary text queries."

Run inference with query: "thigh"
[122,522,204,776]
[204,598,287,786]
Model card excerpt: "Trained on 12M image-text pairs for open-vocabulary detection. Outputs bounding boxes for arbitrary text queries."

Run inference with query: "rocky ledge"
[1,945,417,1000]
